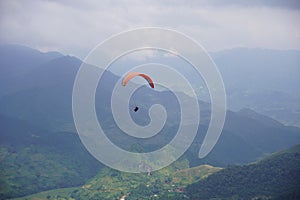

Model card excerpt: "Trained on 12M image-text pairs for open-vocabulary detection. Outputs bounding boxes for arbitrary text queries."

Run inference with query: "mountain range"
[212,48,300,127]
[0,44,299,199]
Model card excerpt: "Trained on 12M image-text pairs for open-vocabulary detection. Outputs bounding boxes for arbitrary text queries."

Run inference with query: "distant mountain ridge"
[0,44,63,97]
[0,44,299,166]
[0,44,299,198]
[212,47,300,94]
[211,47,300,127]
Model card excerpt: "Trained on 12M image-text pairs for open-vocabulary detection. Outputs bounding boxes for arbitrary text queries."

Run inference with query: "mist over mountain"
[0,44,299,162]
[0,44,299,198]
[1,0,299,199]
[0,44,63,97]
[211,48,300,127]
[212,48,300,94]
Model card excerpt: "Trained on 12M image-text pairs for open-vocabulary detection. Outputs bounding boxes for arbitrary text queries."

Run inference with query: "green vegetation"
[12,145,300,200]
[13,187,77,200]
[0,144,101,199]
[0,116,102,199]
[16,158,221,200]
[186,145,300,200]
[68,158,220,200]
[1,45,300,200]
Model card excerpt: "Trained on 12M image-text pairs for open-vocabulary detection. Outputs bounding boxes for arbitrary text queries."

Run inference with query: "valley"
[0,44,299,200]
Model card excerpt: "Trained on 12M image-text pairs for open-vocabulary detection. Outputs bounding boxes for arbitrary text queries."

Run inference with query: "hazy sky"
[0,0,299,58]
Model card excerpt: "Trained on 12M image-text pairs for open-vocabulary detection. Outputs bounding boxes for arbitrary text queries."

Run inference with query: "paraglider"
[134,106,139,112]
[122,72,154,113]
[122,72,154,88]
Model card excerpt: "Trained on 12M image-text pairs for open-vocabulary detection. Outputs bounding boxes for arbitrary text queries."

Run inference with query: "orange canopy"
[122,72,154,88]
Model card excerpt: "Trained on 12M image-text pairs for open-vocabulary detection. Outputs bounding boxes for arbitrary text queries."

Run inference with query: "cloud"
[0,0,299,58]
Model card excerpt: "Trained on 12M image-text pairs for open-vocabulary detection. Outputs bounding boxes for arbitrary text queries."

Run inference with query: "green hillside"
[1,45,300,200]
[0,116,102,199]
[186,145,300,200]
[13,144,300,200]
[15,158,221,200]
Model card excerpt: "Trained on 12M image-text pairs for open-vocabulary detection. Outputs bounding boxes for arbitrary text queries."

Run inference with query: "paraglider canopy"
[122,72,154,88]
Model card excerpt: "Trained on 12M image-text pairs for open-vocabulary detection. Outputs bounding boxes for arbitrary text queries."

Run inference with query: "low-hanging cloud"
[0,0,299,58]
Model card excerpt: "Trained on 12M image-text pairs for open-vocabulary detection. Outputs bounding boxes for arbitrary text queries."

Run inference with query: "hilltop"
[186,145,300,199]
